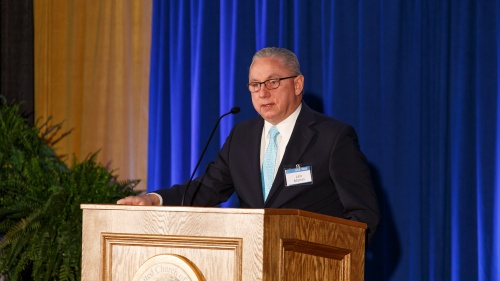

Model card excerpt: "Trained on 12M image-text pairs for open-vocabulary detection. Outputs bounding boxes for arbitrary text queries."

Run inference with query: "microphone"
[180,106,241,206]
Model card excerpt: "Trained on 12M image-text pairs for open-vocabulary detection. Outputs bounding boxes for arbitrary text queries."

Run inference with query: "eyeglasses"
[247,76,298,93]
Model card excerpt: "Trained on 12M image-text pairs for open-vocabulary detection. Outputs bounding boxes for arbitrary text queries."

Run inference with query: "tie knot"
[269,126,280,140]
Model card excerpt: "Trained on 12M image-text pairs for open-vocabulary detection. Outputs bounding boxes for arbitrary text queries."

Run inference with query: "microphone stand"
[180,107,240,206]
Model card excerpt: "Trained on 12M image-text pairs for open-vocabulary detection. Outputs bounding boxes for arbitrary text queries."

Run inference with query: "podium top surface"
[81,204,367,229]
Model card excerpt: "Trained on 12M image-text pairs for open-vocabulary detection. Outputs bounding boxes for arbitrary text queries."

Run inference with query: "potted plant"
[0,97,139,280]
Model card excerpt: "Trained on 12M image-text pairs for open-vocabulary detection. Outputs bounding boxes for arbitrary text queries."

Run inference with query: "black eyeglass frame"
[247,75,298,92]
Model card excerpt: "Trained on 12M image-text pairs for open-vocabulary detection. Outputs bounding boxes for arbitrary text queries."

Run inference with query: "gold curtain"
[34,0,152,190]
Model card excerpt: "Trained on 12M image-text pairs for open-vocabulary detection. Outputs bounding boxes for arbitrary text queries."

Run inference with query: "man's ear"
[294,75,305,95]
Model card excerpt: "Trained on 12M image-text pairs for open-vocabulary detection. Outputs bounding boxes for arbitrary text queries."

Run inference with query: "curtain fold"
[34,0,152,190]
[148,0,499,280]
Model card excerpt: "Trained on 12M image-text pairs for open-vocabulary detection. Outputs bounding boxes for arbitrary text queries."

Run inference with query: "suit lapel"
[244,118,266,206]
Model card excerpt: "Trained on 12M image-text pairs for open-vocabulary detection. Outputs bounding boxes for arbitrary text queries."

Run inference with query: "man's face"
[248,57,304,125]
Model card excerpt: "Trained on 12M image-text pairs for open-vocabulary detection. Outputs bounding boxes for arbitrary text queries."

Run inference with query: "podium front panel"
[81,205,366,281]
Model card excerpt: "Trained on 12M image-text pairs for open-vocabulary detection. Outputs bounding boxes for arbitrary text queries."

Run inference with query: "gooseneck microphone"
[180,106,241,206]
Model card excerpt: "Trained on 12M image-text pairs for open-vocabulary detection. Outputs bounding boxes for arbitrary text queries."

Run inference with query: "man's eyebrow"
[249,74,281,82]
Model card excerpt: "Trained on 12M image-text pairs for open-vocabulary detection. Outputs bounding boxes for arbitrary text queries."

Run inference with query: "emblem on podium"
[132,254,205,281]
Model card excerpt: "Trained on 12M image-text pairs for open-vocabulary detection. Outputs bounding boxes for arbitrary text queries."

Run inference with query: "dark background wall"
[1,0,34,124]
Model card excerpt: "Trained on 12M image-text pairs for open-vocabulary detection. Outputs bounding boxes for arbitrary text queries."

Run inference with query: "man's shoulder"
[234,115,263,129]
[300,104,351,130]
[227,115,263,139]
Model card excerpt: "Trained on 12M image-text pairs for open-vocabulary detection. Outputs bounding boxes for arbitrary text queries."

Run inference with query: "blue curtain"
[147,0,500,280]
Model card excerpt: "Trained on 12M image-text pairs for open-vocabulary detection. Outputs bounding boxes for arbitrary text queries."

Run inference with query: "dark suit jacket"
[156,103,380,240]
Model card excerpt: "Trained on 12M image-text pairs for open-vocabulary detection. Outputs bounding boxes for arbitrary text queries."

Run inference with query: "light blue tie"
[262,126,280,201]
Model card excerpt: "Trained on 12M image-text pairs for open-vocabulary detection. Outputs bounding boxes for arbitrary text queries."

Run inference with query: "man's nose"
[258,86,271,98]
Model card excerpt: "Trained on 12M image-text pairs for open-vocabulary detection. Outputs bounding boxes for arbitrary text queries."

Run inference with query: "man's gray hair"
[251,47,302,75]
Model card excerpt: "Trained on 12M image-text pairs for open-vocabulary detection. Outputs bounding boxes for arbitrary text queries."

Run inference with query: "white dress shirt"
[260,103,302,178]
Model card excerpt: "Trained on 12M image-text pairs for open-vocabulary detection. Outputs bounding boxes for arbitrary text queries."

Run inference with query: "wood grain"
[81,204,366,281]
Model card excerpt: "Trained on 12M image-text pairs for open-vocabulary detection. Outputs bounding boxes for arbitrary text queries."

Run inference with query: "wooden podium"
[81,204,367,280]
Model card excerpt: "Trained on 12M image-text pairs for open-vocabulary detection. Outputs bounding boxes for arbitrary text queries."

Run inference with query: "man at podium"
[118,47,380,242]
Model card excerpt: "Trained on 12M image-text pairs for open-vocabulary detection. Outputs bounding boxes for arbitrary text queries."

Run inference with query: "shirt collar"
[263,103,302,138]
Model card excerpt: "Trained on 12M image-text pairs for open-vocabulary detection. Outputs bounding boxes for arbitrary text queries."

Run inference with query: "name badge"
[284,165,313,186]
